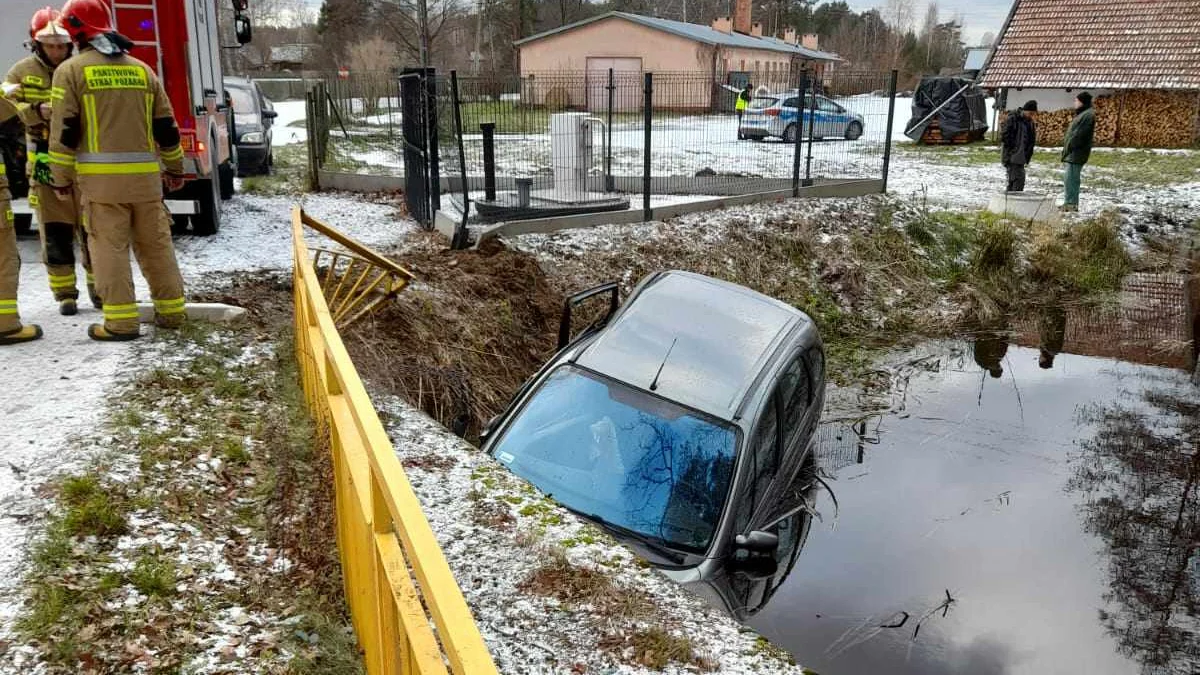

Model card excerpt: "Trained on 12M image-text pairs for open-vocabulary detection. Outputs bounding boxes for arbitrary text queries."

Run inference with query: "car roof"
[574,271,809,421]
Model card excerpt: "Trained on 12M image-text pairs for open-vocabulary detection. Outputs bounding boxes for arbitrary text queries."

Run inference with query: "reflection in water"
[721,343,1199,675]
[972,331,1009,379]
[1069,389,1200,673]
[1037,302,1068,369]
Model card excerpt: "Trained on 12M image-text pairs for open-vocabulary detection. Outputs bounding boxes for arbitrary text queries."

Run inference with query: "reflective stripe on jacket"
[4,56,57,176]
[49,48,184,204]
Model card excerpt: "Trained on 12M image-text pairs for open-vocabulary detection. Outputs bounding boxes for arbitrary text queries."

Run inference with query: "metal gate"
[400,68,440,227]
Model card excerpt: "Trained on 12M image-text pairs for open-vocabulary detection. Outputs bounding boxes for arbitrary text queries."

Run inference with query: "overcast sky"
[297,0,1013,45]
[845,0,1013,45]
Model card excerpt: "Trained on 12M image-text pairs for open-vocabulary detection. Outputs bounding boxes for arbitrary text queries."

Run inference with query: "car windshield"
[748,97,777,110]
[491,366,738,554]
[228,86,256,114]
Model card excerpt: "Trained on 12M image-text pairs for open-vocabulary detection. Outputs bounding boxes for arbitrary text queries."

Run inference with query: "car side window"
[777,356,812,448]
[819,98,843,113]
[736,392,781,533]
[805,349,825,395]
[783,97,799,108]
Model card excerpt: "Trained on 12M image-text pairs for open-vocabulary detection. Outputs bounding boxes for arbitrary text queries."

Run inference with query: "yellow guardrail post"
[292,207,499,675]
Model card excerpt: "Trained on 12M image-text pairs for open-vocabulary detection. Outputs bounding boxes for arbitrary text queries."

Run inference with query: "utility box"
[550,113,596,197]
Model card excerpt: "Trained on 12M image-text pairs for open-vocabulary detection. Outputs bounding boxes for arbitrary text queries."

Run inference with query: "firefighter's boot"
[59,298,77,315]
[1,325,44,345]
[87,324,140,342]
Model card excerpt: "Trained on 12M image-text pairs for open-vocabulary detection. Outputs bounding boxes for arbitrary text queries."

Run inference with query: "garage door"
[587,57,642,113]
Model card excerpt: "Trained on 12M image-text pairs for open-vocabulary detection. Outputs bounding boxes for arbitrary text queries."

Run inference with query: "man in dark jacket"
[1000,100,1037,191]
[1061,91,1095,211]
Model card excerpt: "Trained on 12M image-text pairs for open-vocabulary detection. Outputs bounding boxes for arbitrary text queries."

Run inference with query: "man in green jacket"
[1061,91,1095,211]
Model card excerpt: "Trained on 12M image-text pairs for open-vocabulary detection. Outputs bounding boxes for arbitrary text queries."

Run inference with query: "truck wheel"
[191,178,221,236]
[219,161,235,200]
[171,215,190,235]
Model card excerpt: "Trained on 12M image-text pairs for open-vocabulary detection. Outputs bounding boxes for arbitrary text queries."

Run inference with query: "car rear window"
[749,97,778,110]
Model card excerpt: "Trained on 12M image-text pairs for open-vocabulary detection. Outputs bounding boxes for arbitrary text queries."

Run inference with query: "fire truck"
[2,0,252,236]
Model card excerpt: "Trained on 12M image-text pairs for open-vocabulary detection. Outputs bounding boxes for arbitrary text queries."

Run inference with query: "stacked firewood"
[1001,91,1200,148]
[920,118,980,145]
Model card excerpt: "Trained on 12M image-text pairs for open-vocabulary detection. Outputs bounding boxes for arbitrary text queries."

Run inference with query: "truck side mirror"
[235,14,252,45]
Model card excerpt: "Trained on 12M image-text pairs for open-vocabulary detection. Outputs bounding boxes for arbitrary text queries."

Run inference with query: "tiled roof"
[979,0,1200,89]
[515,12,841,62]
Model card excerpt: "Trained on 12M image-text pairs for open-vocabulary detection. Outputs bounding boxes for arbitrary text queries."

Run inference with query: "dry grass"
[518,547,656,620]
[341,235,562,440]
[598,627,716,671]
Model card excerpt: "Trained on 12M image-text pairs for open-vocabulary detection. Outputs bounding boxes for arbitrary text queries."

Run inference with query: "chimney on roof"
[733,0,752,35]
[712,16,733,34]
[783,28,797,45]
[751,22,763,37]
[801,33,820,51]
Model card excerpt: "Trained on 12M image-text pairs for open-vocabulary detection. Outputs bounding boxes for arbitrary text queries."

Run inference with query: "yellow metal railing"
[292,207,498,675]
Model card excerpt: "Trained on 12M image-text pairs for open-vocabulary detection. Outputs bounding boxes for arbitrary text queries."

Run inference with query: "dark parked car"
[481,271,826,581]
[225,77,276,176]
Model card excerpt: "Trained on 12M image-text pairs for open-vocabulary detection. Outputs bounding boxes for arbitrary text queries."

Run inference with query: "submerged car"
[482,271,826,580]
[225,77,277,176]
[740,92,865,142]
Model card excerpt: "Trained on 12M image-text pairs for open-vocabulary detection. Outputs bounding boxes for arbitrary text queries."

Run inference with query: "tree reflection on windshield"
[492,366,737,553]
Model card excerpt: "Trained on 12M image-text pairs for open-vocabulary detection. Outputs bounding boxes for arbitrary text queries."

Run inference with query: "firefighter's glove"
[34,102,52,122]
[31,154,53,186]
[163,172,187,193]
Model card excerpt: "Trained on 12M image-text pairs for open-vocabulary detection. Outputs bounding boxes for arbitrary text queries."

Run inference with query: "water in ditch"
[715,342,1199,675]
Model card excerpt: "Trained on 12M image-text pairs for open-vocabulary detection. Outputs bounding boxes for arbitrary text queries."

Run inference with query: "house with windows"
[514,0,840,111]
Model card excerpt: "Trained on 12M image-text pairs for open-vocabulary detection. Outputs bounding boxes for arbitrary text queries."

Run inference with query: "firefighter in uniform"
[4,7,96,315]
[0,101,44,345]
[50,0,188,341]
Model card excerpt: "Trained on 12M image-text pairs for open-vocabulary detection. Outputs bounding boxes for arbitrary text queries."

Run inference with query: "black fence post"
[804,75,817,187]
[882,69,899,193]
[792,68,809,197]
[481,123,496,201]
[450,70,470,250]
[606,67,614,192]
[643,72,653,222]
[426,69,442,215]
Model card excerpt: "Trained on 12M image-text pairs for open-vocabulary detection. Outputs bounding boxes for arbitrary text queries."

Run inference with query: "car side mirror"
[234,14,252,45]
[263,110,278,120]
[735,530,779,554]
[479,415,501,444]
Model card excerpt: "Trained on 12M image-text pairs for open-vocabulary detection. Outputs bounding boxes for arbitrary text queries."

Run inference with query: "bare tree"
[375,0,467,67]
[979,31,996,48]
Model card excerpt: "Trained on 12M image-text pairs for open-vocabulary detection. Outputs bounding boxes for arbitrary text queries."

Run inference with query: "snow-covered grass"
[0,189,416,673]
[2,325,360,674]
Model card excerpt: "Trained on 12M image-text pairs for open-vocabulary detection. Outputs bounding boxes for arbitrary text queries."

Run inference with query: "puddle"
[725,342,1199,675]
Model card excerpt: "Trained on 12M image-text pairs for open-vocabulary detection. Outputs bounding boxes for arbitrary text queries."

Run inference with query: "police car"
[739,91,865,142]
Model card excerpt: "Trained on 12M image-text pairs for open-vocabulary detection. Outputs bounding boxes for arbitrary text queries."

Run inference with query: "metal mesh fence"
[307,68,898,226]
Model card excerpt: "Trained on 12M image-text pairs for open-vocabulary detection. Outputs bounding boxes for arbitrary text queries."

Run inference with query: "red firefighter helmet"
[30,7,71,44]
[60,0,114,44]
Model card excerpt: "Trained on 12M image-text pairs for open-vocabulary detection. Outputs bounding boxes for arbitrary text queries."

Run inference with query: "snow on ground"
[270,100,308,147]
[0,190,415,647]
